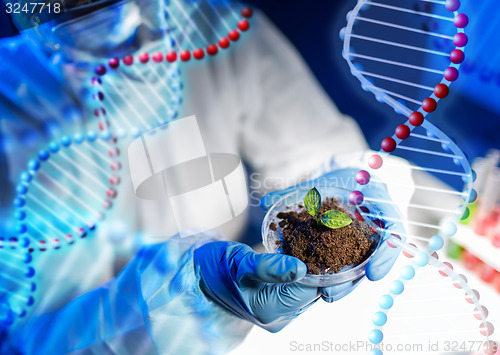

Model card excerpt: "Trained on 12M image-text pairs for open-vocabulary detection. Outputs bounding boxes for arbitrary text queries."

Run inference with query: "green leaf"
[321,210,353,229]
[304,187,321,217]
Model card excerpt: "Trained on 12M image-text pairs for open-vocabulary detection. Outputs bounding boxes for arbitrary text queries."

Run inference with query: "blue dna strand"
[340,0,496,353]
[9,130,122,252]
[0,246,36,328]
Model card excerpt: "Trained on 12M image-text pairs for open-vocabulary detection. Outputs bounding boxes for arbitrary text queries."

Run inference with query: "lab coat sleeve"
[5,235,252,355]
[236,13,369,193]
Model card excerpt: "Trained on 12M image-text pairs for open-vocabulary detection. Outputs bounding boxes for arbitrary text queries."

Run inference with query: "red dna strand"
[160,1,252,61]
[91,2,253,138]
[341,0,472,258]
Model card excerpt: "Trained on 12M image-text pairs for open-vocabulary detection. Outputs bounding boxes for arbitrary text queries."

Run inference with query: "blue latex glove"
[260,168,405,282]
[194,241,355,333]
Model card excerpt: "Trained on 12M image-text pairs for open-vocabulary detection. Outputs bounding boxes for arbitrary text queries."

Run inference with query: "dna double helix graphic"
[11,130,122,252]
[1,127,122,325]
[341,0,496,353]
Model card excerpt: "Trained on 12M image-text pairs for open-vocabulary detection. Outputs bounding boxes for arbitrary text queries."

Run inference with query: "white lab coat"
[1,6,369,355]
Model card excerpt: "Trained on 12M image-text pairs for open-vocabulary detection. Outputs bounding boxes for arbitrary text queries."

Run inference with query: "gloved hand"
[260,168,405,282]
[194,241,357,333]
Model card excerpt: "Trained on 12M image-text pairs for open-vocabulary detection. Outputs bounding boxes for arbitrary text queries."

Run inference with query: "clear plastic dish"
[261,186,383,287]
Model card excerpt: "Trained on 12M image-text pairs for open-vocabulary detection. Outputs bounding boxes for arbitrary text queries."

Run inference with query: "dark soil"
[275,197,376,274]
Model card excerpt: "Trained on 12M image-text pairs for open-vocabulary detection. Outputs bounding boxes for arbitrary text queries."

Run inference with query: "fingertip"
[366,267,384,281]
[259,195,270,211]
[321,295,335,303]
[295,259,308,280]
[366,228,406,281]
[366,253,398,281]
[320,280,358,302]
[260,186,296,211]
[278,255,308,282]
[260,193,280,211]
[256,254,307,283]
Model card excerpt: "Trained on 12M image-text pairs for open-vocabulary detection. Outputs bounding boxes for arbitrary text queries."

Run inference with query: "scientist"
[0,0,403,354]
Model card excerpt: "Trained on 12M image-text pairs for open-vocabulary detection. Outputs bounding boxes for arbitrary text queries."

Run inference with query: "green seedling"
[304,187,352,229]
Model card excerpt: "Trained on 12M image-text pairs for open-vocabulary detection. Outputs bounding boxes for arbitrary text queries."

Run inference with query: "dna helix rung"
[5,131,122,252]
[349,121,473,256]
[359,120,473,244]
[342,0,467,117]
[92,62,183,138]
